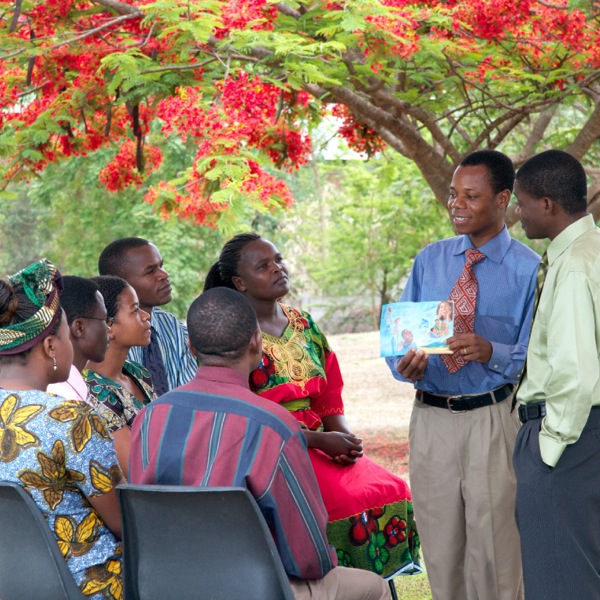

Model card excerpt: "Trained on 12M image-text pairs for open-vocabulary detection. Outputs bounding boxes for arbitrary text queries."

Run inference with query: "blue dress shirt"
[386,227,540,395]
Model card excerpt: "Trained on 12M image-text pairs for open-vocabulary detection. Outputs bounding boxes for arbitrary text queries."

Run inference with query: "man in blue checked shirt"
[98,237,197,396]
[386,150,540,600]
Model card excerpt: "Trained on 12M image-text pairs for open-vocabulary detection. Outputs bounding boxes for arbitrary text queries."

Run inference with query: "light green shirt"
[518,214,600,467]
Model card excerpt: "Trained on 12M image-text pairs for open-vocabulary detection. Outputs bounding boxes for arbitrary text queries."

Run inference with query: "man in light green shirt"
[512,149,600,600]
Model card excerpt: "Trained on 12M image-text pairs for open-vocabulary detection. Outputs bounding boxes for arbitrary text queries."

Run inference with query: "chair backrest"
[117,484,296,600]
[0,481,85,600]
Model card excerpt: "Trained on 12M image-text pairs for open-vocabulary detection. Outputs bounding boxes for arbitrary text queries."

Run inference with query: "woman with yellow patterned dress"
[204,234,421,580]
[0,259,125,599]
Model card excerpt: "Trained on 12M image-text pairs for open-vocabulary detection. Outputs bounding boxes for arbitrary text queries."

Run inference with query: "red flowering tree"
[1,0,600,226]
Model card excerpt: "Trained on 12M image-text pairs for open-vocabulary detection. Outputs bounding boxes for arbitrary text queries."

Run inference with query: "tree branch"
[49,13,142,49]
[512,107,558,166]
[275,2,302,19]
[90,0,143,16]
[8,0,22,33]
[139,58,217,74]
[567,99,600,160]
[536,0,570,9]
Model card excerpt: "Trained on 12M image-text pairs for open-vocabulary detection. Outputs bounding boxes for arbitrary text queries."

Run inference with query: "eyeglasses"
[83,316,115,327]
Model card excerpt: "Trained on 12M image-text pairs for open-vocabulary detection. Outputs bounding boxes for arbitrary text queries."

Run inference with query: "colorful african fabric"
[249,304,421,578]
[0,258,62,355]
[0,388,123,599]
[84,361,156,433]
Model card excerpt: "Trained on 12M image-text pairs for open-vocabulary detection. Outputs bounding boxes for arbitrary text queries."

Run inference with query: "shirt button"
[494,364,498,369]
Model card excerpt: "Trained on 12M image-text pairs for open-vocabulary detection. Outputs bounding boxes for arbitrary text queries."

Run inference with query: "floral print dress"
[0,389,124,599]
[84,360,156,433]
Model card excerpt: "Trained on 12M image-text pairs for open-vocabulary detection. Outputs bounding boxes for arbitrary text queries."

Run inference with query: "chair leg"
[388,577,398,600]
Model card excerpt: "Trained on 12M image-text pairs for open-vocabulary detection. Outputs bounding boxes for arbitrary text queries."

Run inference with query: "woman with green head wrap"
[0,259,125,600]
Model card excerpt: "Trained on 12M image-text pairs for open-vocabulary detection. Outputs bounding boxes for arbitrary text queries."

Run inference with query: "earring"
[52,354,57,372]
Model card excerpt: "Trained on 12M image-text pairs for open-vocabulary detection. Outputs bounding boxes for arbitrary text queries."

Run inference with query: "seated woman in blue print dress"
[0,259,125,599]
[84,275,156,478]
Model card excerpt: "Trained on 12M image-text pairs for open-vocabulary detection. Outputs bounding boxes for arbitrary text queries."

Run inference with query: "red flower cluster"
[99,140,162,192]
[349,508,385,546]
[250,354,275,389]
[156,88,207,142]
[331,105,385,157]
[383,516,407,547]
[214,0,279,38]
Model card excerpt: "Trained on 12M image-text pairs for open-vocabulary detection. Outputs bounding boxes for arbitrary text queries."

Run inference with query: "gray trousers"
[513,407,600,600]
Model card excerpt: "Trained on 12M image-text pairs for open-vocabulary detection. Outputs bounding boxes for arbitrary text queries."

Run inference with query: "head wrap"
[0,258,63,355]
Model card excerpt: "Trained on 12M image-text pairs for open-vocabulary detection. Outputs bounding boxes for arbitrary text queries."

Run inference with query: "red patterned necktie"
[441,248,486,374]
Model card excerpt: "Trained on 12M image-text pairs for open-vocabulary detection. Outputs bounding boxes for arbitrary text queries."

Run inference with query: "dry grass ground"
[328,331,432,599]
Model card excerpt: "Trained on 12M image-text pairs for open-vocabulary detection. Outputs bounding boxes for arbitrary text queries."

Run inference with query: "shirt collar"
[193,365,250,390]
[547,214,595,266]
[454,225,511,264]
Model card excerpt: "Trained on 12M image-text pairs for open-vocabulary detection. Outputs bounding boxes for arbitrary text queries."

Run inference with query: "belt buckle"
[446,395,467,414]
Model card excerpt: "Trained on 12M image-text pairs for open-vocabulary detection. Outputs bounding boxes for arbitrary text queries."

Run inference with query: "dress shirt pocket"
[477,315,520,344]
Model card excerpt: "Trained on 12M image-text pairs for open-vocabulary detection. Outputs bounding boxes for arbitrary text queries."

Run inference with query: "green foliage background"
[0,131,545,328]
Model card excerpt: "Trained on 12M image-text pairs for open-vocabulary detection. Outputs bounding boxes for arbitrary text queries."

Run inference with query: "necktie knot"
[465,248,486,268]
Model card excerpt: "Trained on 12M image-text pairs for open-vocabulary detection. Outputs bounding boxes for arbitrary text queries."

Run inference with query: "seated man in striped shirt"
[98,237,197,395]
[129,287,388,600]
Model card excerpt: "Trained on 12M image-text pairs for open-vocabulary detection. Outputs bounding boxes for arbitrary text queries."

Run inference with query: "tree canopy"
[2,0,600,227]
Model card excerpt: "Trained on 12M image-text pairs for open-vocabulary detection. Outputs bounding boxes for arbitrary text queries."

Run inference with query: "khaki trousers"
[409,395,523,600]
[289,566,390,600]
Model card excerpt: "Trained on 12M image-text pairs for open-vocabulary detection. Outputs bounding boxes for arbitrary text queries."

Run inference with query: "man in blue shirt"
[98,237,197,395]
[386,150,539,600]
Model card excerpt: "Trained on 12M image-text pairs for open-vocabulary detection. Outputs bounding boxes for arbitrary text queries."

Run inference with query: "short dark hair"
[516,150,587,215]
[460,150,516,194]
[59,276,101,324]
[89,276,130,321]
[203,233,261,291]
[98,237,150,277]
[187,288,258,363]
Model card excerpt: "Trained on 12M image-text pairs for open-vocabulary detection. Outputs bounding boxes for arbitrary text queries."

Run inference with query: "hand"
[396,349,429,381]
[445,333,493,364]
[313,431,364,464]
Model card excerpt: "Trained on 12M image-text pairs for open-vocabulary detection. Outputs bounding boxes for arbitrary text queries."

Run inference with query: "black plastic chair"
[117,484,296,600]
[0,480,85,600]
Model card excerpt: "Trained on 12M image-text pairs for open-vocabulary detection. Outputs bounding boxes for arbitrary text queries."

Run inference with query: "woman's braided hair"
[203,233,261,291]
[89,276,130,321]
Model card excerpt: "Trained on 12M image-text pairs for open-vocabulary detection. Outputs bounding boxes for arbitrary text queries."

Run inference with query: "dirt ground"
[328,330,416,477]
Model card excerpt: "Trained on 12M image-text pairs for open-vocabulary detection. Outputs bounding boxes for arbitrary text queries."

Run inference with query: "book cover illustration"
[380,300,454,357]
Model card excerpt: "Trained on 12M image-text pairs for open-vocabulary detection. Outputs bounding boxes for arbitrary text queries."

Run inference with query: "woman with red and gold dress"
[204,233,420,579]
